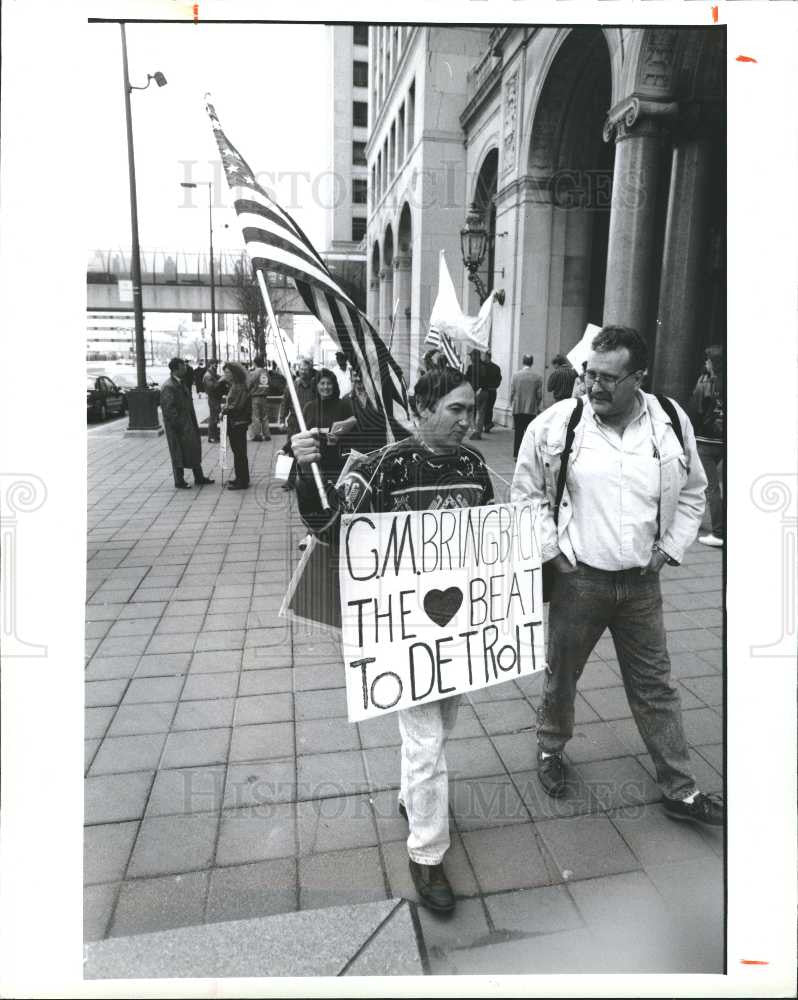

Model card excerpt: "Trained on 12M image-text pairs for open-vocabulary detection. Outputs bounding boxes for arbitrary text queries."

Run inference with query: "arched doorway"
[381,225,394,342]
[521,28,614,380]
[469,148,499,314]
[395,203,413,381]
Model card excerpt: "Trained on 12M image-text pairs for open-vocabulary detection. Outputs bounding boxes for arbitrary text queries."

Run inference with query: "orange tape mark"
[193,3,199,23]
[736,55,758,63]
[711,5,718,23]
[741,960,769,965]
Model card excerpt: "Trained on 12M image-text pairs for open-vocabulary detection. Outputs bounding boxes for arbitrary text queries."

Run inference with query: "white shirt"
[333,366,351,398]
[566,396,661,570]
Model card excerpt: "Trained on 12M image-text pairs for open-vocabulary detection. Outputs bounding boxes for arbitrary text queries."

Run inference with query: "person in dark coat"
[160,358,214,489]
[268,360,287,395]
[301,367,354,484]
[181,360,195,396]
[194,362,207,396]
[466,349,502,439]
[221,360,252,490]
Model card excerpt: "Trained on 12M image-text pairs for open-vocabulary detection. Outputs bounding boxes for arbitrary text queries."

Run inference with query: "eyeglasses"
[584,369,641,390]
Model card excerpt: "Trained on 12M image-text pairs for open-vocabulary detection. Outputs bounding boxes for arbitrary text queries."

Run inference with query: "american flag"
[425,325,462,370]
[205,99,411,441]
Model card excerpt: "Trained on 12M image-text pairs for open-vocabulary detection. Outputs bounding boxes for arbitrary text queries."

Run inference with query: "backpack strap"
[655,394,685,453]
[552,397,583,526]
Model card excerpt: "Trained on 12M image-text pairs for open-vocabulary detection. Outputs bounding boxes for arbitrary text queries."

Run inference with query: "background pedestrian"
[301,367,354,484]
[202,360,223,443]
[547,354,577,401]
[690,344,724,547]
[221,360,252,490]
[510,353,542,458]
[248,354,272,442]
[160,358,214,489]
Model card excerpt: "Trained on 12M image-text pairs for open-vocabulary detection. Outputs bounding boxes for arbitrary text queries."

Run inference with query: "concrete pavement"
[84,407,724,977]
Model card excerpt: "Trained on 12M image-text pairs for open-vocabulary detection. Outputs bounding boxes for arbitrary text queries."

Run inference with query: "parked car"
[87,374,127,421]
[110,372,161,407]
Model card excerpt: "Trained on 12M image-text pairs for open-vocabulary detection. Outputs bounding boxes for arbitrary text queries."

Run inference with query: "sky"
[86,21,332,260]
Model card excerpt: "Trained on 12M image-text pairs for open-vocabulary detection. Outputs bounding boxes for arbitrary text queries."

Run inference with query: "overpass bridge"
[87,249,308,314]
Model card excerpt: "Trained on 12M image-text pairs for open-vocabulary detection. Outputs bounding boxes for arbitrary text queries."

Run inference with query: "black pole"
[120,23,161,432]
[121,23,146,391]
[208,184,218,361]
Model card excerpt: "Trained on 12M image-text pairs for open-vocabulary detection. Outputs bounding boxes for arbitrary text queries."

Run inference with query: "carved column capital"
[393,255,411,271]
[603,96,679,143]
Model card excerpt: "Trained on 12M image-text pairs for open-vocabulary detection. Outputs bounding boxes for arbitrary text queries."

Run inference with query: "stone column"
[367,276,380,330]
[392,255,412,382]
[378,266,393,340]
[515,176,554,393]
[602,98,676,349]
[652,122,712,404]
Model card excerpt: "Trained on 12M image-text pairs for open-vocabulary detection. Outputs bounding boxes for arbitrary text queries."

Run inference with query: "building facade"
[366,25,725,419]
[321,24,370,311]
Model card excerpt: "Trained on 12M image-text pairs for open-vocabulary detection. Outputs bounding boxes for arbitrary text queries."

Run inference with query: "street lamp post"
[459,202,505,307]
[120,21,167,433]
[180,181,217,362]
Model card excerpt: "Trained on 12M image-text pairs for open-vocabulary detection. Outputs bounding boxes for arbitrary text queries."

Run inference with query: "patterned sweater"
[297,436,495,543]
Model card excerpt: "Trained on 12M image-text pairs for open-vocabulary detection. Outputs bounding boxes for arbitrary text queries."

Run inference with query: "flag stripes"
[426,326,462,370]
[206,98,410,439]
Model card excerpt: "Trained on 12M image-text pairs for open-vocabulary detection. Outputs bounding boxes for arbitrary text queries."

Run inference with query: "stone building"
[321,24,370,311]
[366,25,724,420]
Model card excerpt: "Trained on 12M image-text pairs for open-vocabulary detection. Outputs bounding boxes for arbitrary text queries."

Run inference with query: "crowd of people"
[159,330,725,916]
[290,327,725,915]
[158,349,391,496]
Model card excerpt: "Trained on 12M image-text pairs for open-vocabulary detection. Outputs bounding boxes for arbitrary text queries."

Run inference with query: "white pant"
[397,695,461,865]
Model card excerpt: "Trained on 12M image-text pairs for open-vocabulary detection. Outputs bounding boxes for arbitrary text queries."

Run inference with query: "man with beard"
[512,326,724,829]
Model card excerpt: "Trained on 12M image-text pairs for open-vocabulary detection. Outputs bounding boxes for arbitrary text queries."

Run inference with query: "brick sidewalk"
[84,421,724,974]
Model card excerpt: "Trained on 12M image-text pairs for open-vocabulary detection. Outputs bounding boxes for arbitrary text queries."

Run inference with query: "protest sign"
[339,500,546,721]
[566,322,602,373]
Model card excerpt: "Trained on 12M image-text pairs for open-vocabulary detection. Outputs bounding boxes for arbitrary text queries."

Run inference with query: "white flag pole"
[255,269,330,510]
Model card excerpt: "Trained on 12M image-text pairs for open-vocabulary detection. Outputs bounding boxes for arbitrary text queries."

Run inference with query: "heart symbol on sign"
[423,587,463,628]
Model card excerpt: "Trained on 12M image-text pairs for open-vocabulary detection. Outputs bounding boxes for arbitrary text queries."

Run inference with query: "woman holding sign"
[292,363,493,914]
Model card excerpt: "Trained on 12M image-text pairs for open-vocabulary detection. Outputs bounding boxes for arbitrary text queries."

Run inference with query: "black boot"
[408,860,455,913]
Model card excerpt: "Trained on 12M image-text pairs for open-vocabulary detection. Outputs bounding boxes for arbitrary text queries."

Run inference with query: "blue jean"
[539,563,695,799]
[698,441,724,538]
